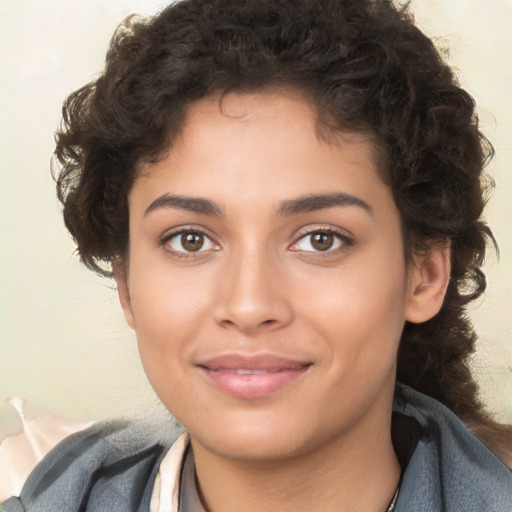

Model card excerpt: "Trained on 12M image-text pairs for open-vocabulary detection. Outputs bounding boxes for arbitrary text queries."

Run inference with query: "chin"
[195,427,315,462]
[183,404,337,463]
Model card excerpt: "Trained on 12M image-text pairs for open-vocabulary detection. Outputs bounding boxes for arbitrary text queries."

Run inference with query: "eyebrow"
[145,194,224,217]
[277,192,373,217]
[144,192,373,217]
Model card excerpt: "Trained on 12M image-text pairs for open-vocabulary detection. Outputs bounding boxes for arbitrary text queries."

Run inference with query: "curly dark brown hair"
[53,0,511,463]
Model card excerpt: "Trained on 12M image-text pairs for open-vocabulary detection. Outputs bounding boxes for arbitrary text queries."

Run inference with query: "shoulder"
[393,384,512,512]
[1,416,183,512]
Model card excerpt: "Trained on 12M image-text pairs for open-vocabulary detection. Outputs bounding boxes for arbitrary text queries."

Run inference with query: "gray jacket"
[3,384,512,511]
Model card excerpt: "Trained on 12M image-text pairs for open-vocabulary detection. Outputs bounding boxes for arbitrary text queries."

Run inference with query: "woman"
[3,0,511,510]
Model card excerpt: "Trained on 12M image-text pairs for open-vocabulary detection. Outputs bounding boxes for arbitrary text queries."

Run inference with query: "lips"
[216,368,281,375]
[197,353,311,399]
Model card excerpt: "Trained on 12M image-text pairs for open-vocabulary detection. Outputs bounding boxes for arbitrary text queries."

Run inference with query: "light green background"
[1,0,511,436]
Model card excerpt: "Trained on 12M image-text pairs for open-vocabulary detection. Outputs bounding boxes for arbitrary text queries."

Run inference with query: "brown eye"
[181,232,204,252]
[291,230,346,253]
[311,232,334,251]
[166,230,217,253]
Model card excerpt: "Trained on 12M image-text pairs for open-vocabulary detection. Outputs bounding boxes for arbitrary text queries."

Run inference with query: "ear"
[113,259,136,330]
[405,243,451,324]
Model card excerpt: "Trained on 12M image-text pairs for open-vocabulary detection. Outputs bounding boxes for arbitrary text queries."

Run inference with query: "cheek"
[293,249,408,362]
[126,251,215,375]
[127,265,210,416]
[129,247,212,325]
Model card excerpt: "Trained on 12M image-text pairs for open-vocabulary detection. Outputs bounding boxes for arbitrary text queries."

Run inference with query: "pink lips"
[197,353,311,399]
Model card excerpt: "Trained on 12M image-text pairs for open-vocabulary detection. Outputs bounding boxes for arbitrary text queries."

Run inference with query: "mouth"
[196,353,312,399]
[213,368,283,375]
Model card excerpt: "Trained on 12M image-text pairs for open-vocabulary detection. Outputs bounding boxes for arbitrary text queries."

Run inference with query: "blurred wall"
[1,0,511,436]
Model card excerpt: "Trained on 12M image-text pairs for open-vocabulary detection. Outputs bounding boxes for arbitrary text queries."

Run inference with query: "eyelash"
[159,227,353,257]
[290,227,353,255]
[160,228,219,258]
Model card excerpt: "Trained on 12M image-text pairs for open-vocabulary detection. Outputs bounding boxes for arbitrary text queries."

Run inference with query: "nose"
[213,248,294,334]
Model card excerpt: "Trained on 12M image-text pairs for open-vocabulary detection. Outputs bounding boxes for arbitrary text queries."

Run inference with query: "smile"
[214,368,282,375]
[197,353,311,399]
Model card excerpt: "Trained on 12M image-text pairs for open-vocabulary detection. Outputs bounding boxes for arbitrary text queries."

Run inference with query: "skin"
[116,89,450,512]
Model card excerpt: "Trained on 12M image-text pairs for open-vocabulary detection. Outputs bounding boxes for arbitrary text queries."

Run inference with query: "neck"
[191,408,400,512]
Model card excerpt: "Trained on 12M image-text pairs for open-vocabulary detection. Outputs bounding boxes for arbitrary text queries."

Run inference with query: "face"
[117,90,447,462]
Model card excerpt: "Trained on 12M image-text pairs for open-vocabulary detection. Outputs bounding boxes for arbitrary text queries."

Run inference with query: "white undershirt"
[149,432,206,512]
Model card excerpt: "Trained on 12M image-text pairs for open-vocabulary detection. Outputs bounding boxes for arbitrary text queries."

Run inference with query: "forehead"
[132,90,392,218]
[175,89,377,159]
